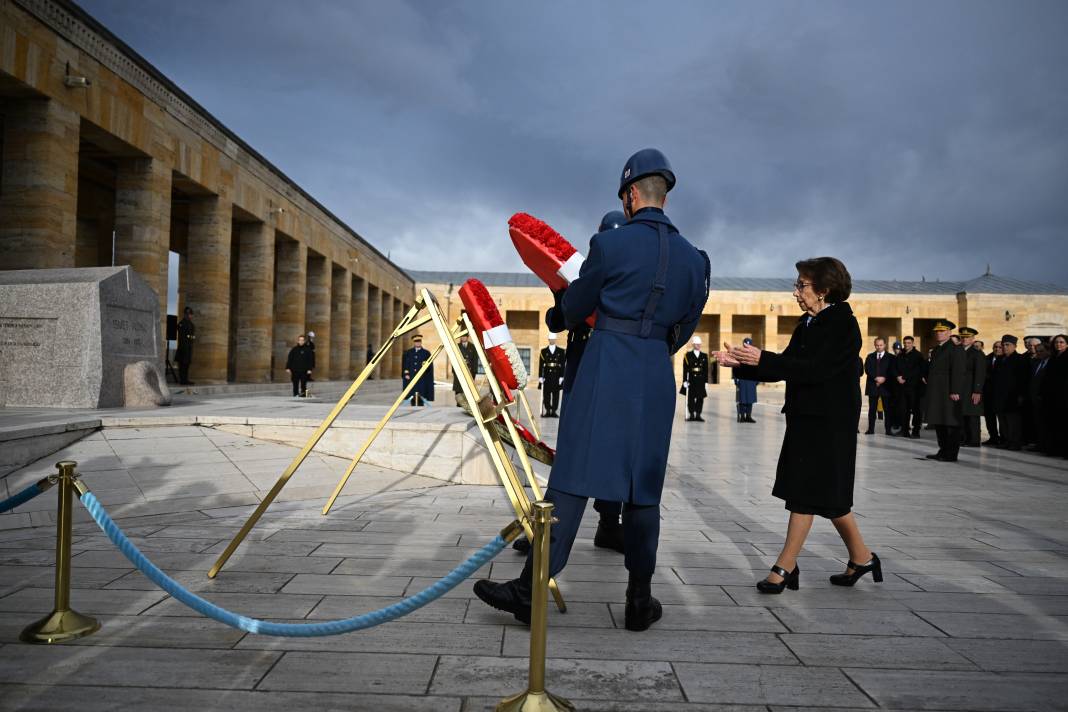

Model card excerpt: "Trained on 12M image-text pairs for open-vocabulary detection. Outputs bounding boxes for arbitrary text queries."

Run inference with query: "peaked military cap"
[958,326,978,337]
[1001,334,1018,345]
[932,319,956,332]
[412,334,423,341]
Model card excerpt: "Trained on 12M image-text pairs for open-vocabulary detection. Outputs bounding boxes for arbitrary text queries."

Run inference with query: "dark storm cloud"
[82,0,1068,282]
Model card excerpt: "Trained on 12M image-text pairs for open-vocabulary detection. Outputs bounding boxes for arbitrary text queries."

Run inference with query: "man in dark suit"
[474,148,710,632]
[681,336,709,421]
[959,327,987,447]
[537,333,566,417]
[982,341,1002,445]
[925,320,967,462]
[452,333,479,406]
[895,336,924,438]
[285,334,315,397]
[1028,341,1051,451]
[992,335,1029,450]
[864,337,897,435]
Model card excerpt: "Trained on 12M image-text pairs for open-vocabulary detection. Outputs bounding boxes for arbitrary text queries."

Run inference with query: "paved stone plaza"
[0,389,1066,711]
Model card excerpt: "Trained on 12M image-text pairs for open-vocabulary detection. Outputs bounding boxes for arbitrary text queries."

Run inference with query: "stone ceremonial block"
[0,266,164,408]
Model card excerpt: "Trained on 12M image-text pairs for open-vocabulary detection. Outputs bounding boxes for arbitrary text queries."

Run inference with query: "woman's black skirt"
[772,414,857,518]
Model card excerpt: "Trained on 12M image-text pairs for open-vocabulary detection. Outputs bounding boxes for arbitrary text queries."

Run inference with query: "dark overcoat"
[285,344,315,373]
[733,302,862,514]
[681,350,708,398]
[734,377,758,404]
[402,347,435,401]
[961,346,987,417]
[990,351,1029,414]
[545,302,589,396]
[176,317,195,364]
[453,341,479,393]
[550,208,709,505]
[925,340,967,426]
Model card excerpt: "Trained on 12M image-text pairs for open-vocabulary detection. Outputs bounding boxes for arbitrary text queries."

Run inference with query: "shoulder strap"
[639,222,670,338]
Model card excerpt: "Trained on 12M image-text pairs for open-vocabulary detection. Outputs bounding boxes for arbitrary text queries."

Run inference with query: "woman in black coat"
[716,257,882,593]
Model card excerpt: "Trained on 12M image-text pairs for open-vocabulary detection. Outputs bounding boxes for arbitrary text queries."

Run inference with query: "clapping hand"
[729,341,762,366]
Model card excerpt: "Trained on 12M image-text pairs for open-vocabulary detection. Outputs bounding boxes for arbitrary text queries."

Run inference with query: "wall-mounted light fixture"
[905,305,911,314]
[63,62,91,89]
[1005,310,1015,321]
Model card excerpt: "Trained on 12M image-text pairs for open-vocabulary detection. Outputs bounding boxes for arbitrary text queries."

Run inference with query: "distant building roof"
[408,270,1068,296]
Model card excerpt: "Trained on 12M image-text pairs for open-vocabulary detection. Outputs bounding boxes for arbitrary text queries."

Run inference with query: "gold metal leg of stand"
[517,389,541,442]
[20,461,100,644]
[496,501,574,712]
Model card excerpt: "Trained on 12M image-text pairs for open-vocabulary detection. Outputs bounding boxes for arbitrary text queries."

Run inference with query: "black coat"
[990,351,1029,414]
[896,348,925,389]
[961,346,987,416]
[453,340,479,393]
[733,302,861,514]
[176,317,195,363]
[863,351,897,397]
[286,344,315,373]
[925,340,966,426]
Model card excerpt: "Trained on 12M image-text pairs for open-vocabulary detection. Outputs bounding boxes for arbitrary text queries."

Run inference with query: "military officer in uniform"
[925,319,967,462]
[959,327,986,447]
[452,333,479,406]
[538,333,566,417]
[402,334,435,406]
[734,337,759,422]
[176,307,196,385]
[681,336,709,421]
[474,148,710,632]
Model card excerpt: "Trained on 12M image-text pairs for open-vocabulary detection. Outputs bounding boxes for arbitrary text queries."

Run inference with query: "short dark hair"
[903,336,915,342]
[184,306,193,315]
[633,175,668,204]
[794,257,852,302]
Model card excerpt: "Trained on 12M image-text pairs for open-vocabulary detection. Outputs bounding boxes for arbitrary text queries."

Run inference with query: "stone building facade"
[0,0,414,384]
[411,271,1068,387]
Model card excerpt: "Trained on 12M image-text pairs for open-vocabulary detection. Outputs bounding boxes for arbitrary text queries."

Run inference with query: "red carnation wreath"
[508,212,596,326]
[458,279,529,401]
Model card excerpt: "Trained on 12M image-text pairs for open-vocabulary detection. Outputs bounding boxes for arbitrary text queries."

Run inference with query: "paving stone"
[845,668,1068,711]
[0,587,166,615]
[281,573,410,596]
[309,595,470,623]
[105,568,295,594]
[144,591,322,619]
[674,663,873,706]
[605,603,786,632]
[257,650,437,693]
[943,638,1068,672]
[891,591,1068,615]
[914,611,1068,639]
[431,655,684,700]
[0,646,279,690]
[239,621,502,656]
[781,633,976,669]
[462,699,762,712]
[772,607,946,636]
[465,599,615,628]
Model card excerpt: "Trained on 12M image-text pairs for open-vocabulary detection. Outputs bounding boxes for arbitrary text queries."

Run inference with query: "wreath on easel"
[458,278,529,402]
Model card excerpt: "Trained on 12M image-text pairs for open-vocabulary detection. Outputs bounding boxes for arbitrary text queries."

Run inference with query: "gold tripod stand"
[207,289,566,612]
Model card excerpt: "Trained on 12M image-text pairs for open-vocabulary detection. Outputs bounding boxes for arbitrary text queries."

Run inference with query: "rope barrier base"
[496,690,577,712]
[20,609,100,644]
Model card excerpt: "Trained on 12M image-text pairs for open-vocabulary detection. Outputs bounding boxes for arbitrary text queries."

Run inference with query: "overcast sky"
[82,0,1068,284]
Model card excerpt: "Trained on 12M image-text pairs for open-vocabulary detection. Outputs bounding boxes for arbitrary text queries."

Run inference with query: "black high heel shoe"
[756,564,799,594]
[829,552,883,586]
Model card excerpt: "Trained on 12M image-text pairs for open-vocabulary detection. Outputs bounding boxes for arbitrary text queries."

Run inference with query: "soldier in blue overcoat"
[401,334,434,406]
[474,149,710,632]
[734,337,759,422]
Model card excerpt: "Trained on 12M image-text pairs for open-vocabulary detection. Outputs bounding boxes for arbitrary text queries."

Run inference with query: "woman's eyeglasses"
[793,281,813,291]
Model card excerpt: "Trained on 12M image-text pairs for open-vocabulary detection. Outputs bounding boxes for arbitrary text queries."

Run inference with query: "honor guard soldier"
[474,148,710,632]
[958,327,986,447]
[990,334,1029,450]
[734,337,759,422]
[452,333,479,406]
[176,307,196,385]
[681,336,709,421]
[925,319,967,462]
[538,333,567,417]
[402,334,435,406]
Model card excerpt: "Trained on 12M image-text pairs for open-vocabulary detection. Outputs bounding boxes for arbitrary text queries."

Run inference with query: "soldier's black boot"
[512,537,530,554]
[473,577,532,625]
[624,573,662,632]
[594,519,625,554]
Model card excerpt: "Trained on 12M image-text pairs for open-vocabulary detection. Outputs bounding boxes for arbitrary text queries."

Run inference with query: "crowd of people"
[857,329,1068,459]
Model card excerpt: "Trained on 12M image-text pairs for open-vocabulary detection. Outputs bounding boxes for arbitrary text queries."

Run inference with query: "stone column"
[305,252,331,378]
[234,222,274,382]
[0,99,80,269]
[329,265,352,380]
[367,285,382,378]
[350,275,368,377]
[185,196,232,383]
[113,158,172,354]
[393,296,404,379]
[273,238,307,382]
[381,292,395,379]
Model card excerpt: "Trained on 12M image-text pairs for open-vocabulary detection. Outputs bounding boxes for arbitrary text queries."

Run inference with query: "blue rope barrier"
[79,491,506,636]
[0,481,45,514]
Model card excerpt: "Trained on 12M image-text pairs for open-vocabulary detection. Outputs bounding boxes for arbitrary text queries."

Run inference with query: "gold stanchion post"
[496,501,575,712]
[20,461,100,644]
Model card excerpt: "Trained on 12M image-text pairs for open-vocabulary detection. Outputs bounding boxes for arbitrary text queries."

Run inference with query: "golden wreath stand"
[206,289,565,612]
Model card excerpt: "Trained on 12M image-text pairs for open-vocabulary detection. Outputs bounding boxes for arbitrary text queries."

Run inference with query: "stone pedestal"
[0,267,163,408]
[0,99,80,270]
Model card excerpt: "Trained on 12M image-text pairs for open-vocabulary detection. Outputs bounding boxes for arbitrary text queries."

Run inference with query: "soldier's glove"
[539,377,544,383]
[558,377,563,385]
[683,382,689,389]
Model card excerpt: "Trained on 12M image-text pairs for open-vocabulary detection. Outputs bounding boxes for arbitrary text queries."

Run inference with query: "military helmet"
[618,148,676,198]
[598,210,626,232]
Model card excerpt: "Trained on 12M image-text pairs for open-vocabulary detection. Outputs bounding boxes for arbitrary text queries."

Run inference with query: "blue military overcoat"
[734,378,758,405]
[550,208,709,505]
[402,347,435,402]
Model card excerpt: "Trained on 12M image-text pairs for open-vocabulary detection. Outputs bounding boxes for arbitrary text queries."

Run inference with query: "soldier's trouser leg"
[964,416,981,445]
[622,503,660,578]
[178,361,190,384]
[520,488,587,583]
[687,390,699,417]
[541,388,551,415]
[291,375,301,396]
[593,498,623,525]
[694,395,705,417]
[548,387,560,414]
[985,412,1000,442]
[942,426,961,459]
[868,395,879,431]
